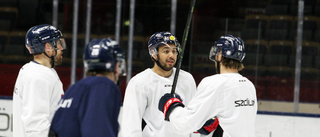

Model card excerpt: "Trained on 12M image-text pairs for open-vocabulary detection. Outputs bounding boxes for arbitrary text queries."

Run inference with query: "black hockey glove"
[195,117,220,135]
[158,93,184,121]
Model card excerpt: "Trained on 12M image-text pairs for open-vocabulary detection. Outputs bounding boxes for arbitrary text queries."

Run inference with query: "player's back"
[50,76,121,137]
[202,73,257,137]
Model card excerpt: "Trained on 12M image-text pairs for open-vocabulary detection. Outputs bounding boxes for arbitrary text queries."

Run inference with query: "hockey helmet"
[147,31,180,56]
[209,34,245,62]
[25,24,66,54]
[84,38,124,73]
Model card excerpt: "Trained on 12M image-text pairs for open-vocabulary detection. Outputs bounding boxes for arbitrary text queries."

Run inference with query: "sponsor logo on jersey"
[239,79,246,82]
[235,98,255,107]
[58,98,73,108]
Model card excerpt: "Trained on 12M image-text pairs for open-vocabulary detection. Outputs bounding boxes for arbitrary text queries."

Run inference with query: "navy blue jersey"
[50,76,121,137]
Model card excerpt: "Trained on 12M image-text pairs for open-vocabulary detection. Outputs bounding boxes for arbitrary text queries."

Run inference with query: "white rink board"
[0,98,12,137]
[1,98,320,137]
[255,114,320,137]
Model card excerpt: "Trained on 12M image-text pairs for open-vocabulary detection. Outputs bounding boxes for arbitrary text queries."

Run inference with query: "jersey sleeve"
[169,77,222,133]
[21,75,54,137]
[120,79,148,137]
[79,83,121,137]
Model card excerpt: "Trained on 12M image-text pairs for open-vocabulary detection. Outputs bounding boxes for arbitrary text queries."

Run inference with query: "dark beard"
[54,56,63,66]
[153,55,175,71]
[158,59,174,71]
[162,64,173,71]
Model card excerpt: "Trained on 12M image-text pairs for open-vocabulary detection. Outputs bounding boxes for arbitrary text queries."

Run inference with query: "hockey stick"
[171,0,196,95]
[212,125,223,137]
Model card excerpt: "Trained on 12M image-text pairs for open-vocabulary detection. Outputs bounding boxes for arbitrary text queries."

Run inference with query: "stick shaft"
[171,0,196,95]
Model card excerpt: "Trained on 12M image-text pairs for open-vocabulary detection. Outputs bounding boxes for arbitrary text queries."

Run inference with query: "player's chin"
[165,65,174,70]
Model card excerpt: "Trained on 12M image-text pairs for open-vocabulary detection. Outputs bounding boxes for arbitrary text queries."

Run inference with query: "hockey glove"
[195,117,219,135]
[158,93,184,121]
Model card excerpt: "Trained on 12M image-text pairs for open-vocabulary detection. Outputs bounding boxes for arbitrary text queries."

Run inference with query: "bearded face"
[153,44,178,71]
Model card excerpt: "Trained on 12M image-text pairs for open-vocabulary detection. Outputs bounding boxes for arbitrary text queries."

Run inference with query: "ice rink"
[255,113,320,137]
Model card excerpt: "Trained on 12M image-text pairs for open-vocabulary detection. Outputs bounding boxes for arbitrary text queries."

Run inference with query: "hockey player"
[159,34,258,137]
[13,24,66,137]
[49,38,125,137]
[121,31,198,137]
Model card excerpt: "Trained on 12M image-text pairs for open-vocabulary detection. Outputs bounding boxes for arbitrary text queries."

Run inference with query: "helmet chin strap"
[151,55,171,71]
[44,52,56,68]
[215,61,221,74]
[44,43,58,68]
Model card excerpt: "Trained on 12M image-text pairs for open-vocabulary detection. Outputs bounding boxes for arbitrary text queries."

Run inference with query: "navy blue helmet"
[209,34,246,62]
[84,38,125,73]
[25,24,66,54]
[147,31,180,56]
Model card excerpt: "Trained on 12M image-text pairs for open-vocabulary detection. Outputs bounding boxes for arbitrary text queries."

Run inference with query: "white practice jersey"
[169,73,257,137]
[120,68,198,137]
[13,61,64,137]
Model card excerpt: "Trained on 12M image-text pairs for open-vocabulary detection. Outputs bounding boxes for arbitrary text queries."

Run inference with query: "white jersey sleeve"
[13,62,64,137]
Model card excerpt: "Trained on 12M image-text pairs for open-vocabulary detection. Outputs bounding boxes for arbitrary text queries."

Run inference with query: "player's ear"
[150,50,158,60]
[44,43,54,51]
[215,51,222,62]
[152,54,158,60]
[217,54,222,62]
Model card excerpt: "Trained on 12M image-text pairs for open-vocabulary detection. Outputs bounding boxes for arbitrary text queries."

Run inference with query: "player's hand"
[158,93,184,121]
[195,117,219,135]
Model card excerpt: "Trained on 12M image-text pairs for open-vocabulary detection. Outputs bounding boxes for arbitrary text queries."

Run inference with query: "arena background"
[0,0,320,136]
